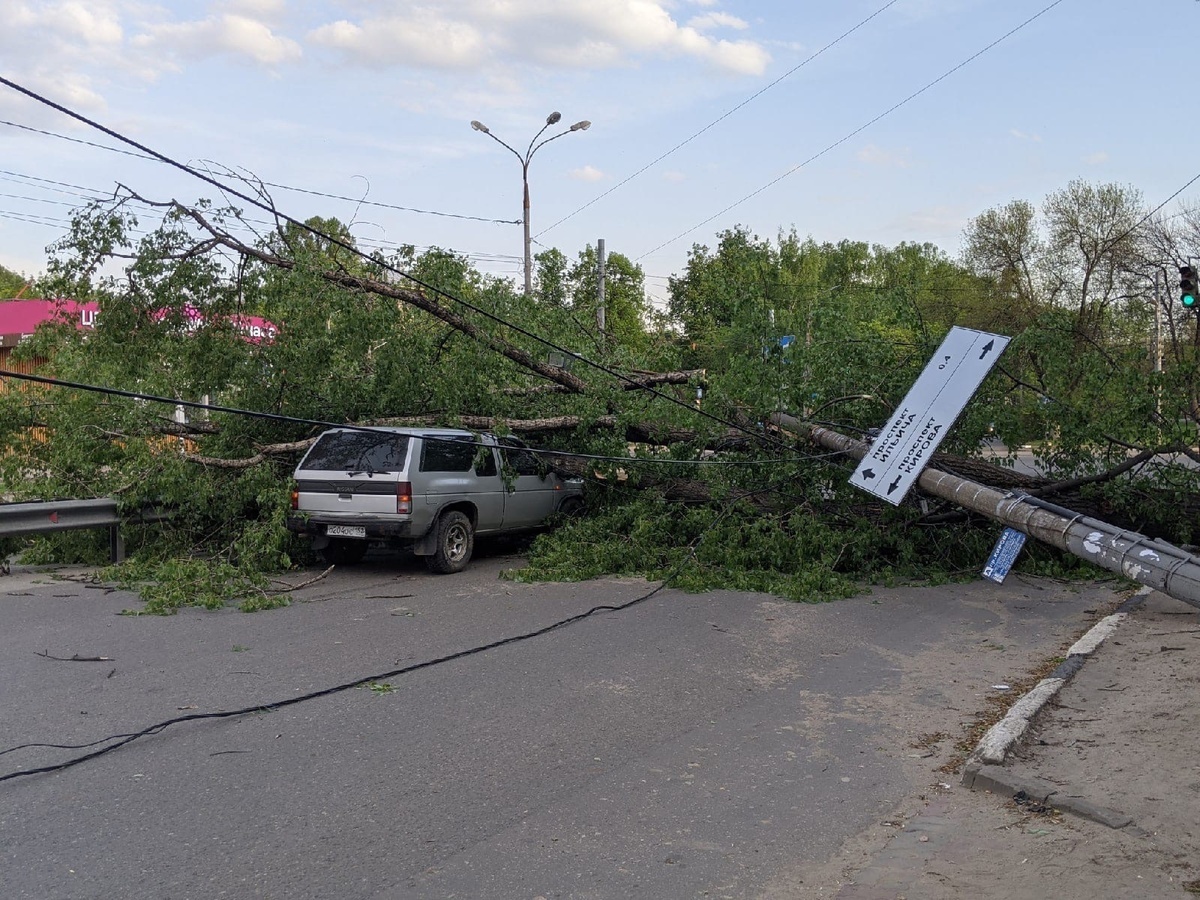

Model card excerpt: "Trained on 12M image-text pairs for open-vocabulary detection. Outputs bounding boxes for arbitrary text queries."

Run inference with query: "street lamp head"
[546,111,562,125]
[570,120,591,132]
[470,120,490,134]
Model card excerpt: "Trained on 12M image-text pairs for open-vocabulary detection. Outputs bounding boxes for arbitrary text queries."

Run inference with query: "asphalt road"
[0,550,1121,899]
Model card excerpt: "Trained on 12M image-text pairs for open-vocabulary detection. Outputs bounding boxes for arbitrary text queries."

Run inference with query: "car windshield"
[302,431,410,474]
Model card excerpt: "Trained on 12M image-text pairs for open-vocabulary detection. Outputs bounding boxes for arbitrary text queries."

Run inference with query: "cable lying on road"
[0,582,667,782]
[0,501,741,784]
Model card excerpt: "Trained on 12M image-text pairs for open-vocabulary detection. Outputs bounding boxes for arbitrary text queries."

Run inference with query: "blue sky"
[1,0,1196,309]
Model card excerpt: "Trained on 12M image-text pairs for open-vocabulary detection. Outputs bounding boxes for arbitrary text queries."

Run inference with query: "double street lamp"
[471,111,590,295]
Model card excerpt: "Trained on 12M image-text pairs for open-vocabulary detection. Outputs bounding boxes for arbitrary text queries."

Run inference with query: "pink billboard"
[0,299,276,346]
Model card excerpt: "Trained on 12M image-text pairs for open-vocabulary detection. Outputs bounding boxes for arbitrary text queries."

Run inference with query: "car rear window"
[420,435,477,472]
[302,431,410,473]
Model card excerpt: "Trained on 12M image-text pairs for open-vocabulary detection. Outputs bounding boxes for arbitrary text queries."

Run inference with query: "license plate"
[326,525,366,538]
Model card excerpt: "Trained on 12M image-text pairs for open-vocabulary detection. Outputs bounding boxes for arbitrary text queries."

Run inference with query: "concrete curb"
[961,764,1137,830]
[959,585,1152,827]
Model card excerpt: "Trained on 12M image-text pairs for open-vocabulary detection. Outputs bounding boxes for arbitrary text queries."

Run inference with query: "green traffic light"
[1180,265,1199,309]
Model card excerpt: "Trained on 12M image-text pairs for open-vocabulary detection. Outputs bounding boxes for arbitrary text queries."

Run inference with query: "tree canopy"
[0,262,32,297]
[1,178,1197,611]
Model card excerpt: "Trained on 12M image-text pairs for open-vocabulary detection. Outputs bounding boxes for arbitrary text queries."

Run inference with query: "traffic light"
[1180,265,1199,310]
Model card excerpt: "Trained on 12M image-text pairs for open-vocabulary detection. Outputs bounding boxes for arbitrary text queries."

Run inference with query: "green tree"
[0,262,33,297]
[565,245,650,354]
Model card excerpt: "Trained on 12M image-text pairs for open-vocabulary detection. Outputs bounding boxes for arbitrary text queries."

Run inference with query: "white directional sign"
[850,326,1010,505]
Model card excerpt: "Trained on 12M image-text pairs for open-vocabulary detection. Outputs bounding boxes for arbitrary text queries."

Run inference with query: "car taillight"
[396,481,412,515]
[291,484,299,510]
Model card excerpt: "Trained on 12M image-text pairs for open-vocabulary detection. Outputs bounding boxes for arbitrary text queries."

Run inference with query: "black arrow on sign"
[979,339,995,360]
[861,468,876,480]
[887,476,902,495]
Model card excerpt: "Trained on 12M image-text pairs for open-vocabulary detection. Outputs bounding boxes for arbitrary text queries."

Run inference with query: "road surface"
[0,551,1122,899]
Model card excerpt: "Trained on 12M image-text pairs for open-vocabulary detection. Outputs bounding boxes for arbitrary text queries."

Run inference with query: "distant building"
[0,298,98,376]
[0,298,276,374]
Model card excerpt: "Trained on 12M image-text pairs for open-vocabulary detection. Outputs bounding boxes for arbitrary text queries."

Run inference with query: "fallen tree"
[3,189,1198,612]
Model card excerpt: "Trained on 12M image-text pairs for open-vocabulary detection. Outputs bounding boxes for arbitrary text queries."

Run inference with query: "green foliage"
[105,556,282,615]
[514,488,1097,601]
[3,178,1195,615]
[0,262,33,297]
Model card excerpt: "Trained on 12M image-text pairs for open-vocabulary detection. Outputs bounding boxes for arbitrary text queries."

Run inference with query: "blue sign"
[982,527,1027,583]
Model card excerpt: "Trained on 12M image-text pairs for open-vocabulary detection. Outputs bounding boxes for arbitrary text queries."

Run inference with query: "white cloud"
[688,12,749,31]
[857,144,910,168]
[307,1,770,76]
[0,70,108,120]
[309,11,486,69]
[570,165,606,182]
[0,1,135,115]
[217,0,287,15]
[1010,128,1042,142]
[1083,151,1109,165]
[0,1,125,60]
[662,171,687,183]
[134,14,302,66]
[0,0,303,107]
[55,2,124,45]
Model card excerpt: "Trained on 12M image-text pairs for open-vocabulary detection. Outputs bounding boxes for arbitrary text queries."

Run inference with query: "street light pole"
[471,111,591,296]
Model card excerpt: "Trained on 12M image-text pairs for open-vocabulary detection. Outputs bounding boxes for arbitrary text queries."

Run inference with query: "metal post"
[770,412,1200,609]
[1152,269,1163,376]
[470,114,591,297]
[522,164,532,296]
[596,238,606,336]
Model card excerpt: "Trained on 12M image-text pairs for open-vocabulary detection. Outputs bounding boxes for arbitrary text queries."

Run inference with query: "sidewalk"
[829,587,1200,899]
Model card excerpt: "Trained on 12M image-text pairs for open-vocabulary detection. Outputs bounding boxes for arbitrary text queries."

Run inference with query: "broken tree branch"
[128,191,591,395]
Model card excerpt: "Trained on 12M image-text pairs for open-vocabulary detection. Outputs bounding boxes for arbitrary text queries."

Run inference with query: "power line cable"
[0,369,840,467]
[1096,172,1200,257]
[259,178,520,225]
[0,119,520,225]
[0,118,150,159]
[636,0,1069,262]
[0,191,98,208]
[0,169,106,200]
[0,493,753,783]
[0,209,69,227]
[0,76,797,455]
[0,166,525,266]
[536,0,902,238]
[1,578,673,781]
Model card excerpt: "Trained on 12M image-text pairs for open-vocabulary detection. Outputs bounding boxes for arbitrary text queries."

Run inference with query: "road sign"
[850,326,1010,505]
[983,527,1027,583]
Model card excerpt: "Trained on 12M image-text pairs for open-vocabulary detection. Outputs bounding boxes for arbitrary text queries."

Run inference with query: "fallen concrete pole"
[771,412,1200,609]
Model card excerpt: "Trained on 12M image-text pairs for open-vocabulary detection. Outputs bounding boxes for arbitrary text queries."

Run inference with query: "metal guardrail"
[0,499,123,562]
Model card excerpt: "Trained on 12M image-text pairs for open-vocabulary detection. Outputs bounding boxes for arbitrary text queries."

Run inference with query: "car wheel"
[426,511,474,574]
[558,496,585,518]
[321,538,368,565]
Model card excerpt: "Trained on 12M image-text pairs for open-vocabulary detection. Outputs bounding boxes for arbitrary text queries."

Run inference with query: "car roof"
[324,426,484,438]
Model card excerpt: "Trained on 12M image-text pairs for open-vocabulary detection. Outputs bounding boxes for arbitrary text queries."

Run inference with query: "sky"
[0,0,1196,310]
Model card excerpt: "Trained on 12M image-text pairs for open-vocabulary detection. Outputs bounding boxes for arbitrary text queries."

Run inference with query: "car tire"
[558,496,585,518]
[426,511,474,574]
[321,538,368,565]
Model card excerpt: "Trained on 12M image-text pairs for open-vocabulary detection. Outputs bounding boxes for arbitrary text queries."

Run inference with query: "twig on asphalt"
[270,565,335,592]
[35,650,114,662]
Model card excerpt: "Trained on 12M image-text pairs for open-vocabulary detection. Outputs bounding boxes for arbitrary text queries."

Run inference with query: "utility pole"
[596,238,606,337]
[470,112,591,296]
[770,411,1200,609]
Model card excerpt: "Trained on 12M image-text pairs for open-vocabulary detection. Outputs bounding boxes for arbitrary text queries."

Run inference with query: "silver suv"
[285,427,584,573]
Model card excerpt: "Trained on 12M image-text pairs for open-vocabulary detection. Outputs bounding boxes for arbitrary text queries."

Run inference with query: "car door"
[420,433,505,533]
[498,436,556,528]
